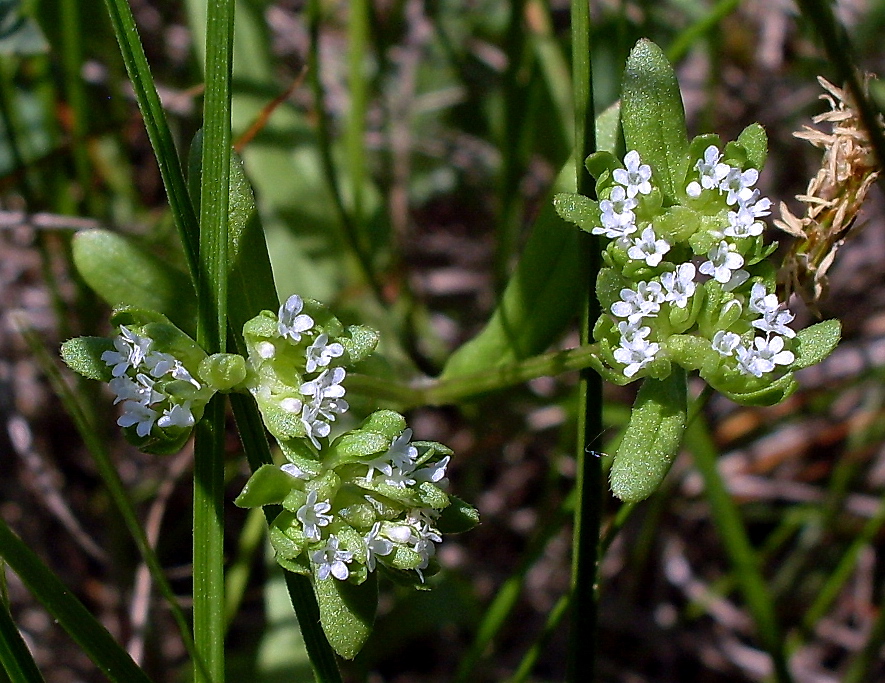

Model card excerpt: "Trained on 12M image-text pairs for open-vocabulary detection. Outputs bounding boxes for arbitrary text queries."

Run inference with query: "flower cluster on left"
[61,308,219,454]
[60,295,479,595]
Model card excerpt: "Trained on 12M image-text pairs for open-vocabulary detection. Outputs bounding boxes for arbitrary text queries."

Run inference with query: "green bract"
[555,39,841,502]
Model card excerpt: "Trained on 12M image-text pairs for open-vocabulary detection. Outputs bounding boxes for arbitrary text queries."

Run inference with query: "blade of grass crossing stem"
[193,0,234,680]
[568,1,602,682]
[685,416,794,683]
[100,0,200,275]
[0,597,44,683]
[17,321,208,677]
[0,519,152,683]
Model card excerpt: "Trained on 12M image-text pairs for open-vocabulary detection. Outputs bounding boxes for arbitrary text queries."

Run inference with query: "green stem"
[194,0,234,680]
[346,342,605,408]
[567,0,600,681]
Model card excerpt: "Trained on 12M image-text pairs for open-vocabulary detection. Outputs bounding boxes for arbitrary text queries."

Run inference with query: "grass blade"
[685,415,794,683]
[100,0,200,275]
[0,519,152,683]
[0,597,45,683]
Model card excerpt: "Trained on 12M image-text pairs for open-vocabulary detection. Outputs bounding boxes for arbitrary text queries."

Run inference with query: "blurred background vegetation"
[3,0,885,680]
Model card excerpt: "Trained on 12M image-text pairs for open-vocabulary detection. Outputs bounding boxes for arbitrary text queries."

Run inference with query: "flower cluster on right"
[556,126,825,403]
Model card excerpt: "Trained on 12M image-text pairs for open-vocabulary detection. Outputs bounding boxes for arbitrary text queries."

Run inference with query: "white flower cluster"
[288,427,450,582]
[598,147,795,380]
[101,326,201,437]
[271,295,347,448]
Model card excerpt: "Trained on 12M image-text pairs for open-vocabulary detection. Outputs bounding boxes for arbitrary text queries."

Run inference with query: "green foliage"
[610,369,688,502]
[620,39,689,199]
[315,571,378,660]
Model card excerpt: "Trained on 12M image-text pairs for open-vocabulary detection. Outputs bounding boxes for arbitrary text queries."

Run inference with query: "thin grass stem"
[567,1,601,681]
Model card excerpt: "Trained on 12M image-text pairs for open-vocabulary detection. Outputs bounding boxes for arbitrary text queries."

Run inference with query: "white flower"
[383,468,417,489]
[117,401,159,437]
[297,490,333,541]
[724,207,765,239]
[596,185,637,234]
[736,336,794,377]
[687,145,730,197]
[300,367,349,422]
[712,330,741,356]
[617,320,651,343]
[281,462,309,479]
[700,241,745,284]
[660,263,697,308]
[144,352,202,389]
[613,150,653,198]
[735,344,764,377]
[109,373,162,406]
[413,455,450,485]
[312,536,353,580]
[157,402,195,429]
[627,227,671,267]
[386,428,418,472]
[749,283,796,338]
[753,335,795,370]
[304,334,345,374]
[720,167,758,205]
[591,218,638,243]
[363,522,393,571]
[739,190,772,217]
[613,336,660,378]
[101,326,152,377]
[611,281,664,322]
[301,405,332,449]
[278,294,314,343]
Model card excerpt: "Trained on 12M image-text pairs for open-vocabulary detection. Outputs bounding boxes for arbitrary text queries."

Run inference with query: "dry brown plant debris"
[775,76,882,310]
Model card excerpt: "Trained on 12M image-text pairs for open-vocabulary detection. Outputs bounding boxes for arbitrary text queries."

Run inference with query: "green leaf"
[436,495,480,534]
[611,368,688,502]
[59,337,114,382]
[72,230,198,336]
[330,431,390,460]
[621,39,689,199]
[235,465,297,508]
[719,373,798,407]
[358,410,407,439]
[791,319,841,370]
[737,123,768,170]
[553,192,601,233]
[314,573,378,660]
[0,595,45,682]
[340,325,380,365]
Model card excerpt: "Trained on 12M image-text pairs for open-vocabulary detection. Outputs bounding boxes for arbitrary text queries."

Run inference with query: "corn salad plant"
[5,0,882,679]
